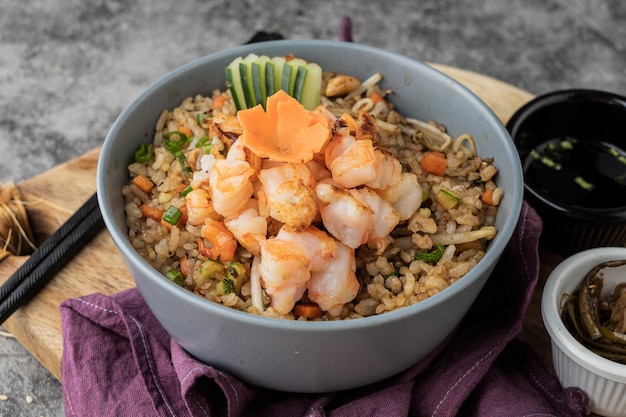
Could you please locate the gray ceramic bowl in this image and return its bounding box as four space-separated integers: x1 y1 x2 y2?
97 40 523 393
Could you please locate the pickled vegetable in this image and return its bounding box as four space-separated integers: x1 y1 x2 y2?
561 259 626 364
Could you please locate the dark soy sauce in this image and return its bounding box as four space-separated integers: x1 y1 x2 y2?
523 137 626 209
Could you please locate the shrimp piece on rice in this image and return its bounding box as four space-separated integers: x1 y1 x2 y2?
198 218 238 262
315 181 374 249
209 154 255 218
258 238 311 315
377 172 422 221
324 113 402 190
223 199 267 256
185 188 219 226
257 162 317 232
258 225 358 316
357 187 400 253
325 134 378 189
277 226 358 317
307 241 359 317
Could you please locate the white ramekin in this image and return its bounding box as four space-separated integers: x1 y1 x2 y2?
542 247 626 416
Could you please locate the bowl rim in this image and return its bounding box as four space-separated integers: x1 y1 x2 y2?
97 39 523 331
541 246 626 383
506 88 626 222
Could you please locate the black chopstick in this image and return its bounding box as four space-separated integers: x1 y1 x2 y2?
0 192 104 324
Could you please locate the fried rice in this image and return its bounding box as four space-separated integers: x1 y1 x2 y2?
122 69 501 321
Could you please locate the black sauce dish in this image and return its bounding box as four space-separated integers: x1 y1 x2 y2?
507 89 626 254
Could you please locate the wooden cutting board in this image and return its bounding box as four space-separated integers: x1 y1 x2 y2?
0 64 545 381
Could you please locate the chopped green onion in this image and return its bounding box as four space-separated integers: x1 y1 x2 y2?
414 243 445 264
174 151 191 174
202 145 212 154
181 185 193 196
166 269 184 286
195 135 210 148
164 131 189 153
134 143 152 164
162 206 183 225
196 113 211 125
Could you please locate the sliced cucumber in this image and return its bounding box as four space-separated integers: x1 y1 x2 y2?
226 55 323 110
225 57 246 111
239 53 259 108
251 55 270 108
266 56 286 96
281 58 306 96
294 62 322 110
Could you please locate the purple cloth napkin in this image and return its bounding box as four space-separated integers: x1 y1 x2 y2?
60 201 590 417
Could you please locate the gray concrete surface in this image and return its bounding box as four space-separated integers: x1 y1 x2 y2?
1 0 625 415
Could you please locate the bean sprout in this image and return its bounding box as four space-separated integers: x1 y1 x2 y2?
346 72 383 99
406 118 453 152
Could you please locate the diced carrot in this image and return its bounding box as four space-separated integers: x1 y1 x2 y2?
161 219 173 231
420 151 448 176
177 204 188 226
369 92 387 106
180 255 189 277
174 183 189 193
238 90 331 163
294 303 323 319
481 189 495 205
212 95 227 110
132 175 155 194
139 204 163 222
178 126 193 138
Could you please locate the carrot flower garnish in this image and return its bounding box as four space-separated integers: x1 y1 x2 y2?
237 90 331 163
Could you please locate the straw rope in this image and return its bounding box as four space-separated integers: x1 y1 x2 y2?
0 182 36 261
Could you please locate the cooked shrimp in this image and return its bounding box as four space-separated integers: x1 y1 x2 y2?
257 162 317 232
211 112 243 142
377 172 422 221
355 110 381 143
226 136 263 177
197 218 238 262
185 188 219 226
223 199 267 256
324 132 402 190
307 241 359 316
357 187 400 253
315 181 373 249
325 135 378 189
262 225 358 315
276 225 337 266
258 238 311 314
209 140 255 218
365 148 403 190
